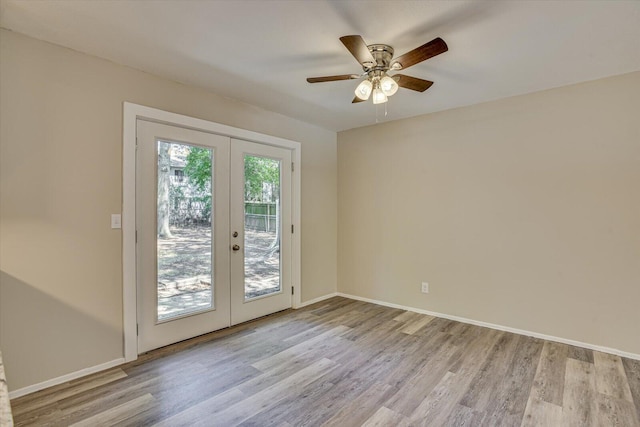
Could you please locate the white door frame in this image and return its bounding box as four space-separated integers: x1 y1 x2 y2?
122 102 302 362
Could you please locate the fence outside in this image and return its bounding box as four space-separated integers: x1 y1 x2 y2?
245 202 277 232
170 198 277 232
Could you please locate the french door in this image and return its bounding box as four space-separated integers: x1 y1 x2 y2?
136 120 292 353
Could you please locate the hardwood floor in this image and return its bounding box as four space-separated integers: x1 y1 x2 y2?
10 297 640 426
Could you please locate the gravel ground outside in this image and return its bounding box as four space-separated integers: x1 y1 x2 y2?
157 226 280 320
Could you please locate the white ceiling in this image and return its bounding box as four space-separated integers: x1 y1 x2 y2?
2 0 639 132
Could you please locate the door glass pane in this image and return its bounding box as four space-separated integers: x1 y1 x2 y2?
244 155 281 300
157 141 213 321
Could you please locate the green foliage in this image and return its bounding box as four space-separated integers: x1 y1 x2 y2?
184 147 212 192
184 148 280 202
181 147 212 221
244 155 280 201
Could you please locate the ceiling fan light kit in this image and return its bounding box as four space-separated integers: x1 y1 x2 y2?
355 79 373 100
372 80 388 105
380 75 399 96
355 73 399 102
307 35 448 105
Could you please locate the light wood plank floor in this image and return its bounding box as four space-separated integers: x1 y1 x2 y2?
10 297 640 426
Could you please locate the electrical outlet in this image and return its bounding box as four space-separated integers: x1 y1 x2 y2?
421 282 429 293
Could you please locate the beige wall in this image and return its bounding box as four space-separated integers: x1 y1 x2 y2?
338 71 640 355
0 30 337 391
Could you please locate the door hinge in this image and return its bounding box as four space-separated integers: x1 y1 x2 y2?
135 230 138 243
291 224 294 234
291 286 294 295
291 162 294 172
136 324 139 336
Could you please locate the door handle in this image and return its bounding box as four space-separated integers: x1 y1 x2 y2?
232 244 240 251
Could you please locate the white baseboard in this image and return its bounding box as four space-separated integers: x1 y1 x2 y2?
296 292 338 308
9 358 125 400
336 292 640 361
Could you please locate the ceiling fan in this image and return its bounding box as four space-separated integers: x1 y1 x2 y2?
307 35 448 104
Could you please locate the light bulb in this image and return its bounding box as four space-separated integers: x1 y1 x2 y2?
372 88 388 104
380 75 398 96
354 79 372 100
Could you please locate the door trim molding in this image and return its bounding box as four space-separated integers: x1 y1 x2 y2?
122 102 302 362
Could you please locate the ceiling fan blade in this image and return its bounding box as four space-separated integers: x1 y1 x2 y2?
391 37 448 70
340 35 376 67
307 74 360 83
352 96 366 103
394 74 434 92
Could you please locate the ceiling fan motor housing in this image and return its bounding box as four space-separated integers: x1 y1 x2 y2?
365 44 394 73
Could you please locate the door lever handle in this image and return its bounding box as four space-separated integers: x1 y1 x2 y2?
232 244 240 251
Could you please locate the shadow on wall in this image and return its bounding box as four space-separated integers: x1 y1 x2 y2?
0 271 122 392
